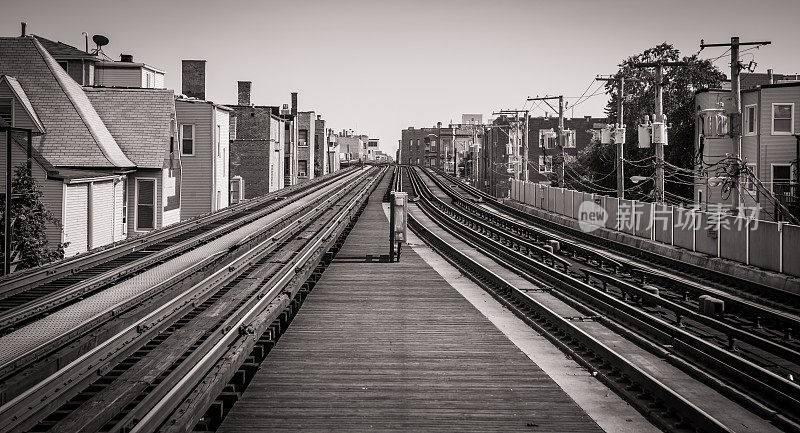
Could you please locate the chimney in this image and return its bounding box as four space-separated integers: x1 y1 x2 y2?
120 54 133 62
767 69 774 84
291 92 298 116
21 22 26 37
237 81 251 105
182 60 206 100
317 115 322 120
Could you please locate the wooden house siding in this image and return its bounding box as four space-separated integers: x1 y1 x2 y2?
64 183 88 256
0 81 38 131
114 179 126 242
214 107 230 211
89 180 115 248
0 134 64 248
176 101 214 220
94 66 141 87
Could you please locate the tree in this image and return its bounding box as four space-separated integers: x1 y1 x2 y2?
1 164 66 274
567 43 726 201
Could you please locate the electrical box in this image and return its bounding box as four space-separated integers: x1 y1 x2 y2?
392 192 408 244
637 125 651 148
613 127 626 145
600 128 611 144
564 130 576 148
651 122 666 144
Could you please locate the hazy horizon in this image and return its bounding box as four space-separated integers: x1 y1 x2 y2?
2 0 799 156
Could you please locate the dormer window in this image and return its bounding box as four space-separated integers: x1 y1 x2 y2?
0 98 12 125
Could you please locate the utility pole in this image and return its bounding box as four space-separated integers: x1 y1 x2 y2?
633 62 686 203
493 109 530 182
596 75 636 199
701 37 771 211
528 96 565 187
436 121 442 170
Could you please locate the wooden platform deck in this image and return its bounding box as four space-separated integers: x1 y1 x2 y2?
217 180 602 432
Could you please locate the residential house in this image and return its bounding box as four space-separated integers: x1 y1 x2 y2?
314 115 328 176
94 54 165 89
336 130 369 165
85 87 180 232
226 81 286 199
695 80 800 221
176 60 231 220
296 111 316 181
0 36 135 257
327 128 340 173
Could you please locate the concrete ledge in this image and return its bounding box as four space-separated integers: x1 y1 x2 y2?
501 199 800 294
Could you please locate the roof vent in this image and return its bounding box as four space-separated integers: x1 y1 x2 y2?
120 54 133 62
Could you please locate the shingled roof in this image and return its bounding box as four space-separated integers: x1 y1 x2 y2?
0 36 134 169
86 87 175 169
32 35 97 60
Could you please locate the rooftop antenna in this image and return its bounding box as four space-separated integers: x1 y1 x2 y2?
91 34 109 56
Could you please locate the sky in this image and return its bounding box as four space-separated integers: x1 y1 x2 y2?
3 0 799 156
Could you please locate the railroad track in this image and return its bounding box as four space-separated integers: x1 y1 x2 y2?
432 168 800 315
405 165 800 432
418 168 800 373
0 167 357 334
0 167 385 433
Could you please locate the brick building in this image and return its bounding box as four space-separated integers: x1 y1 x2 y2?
226 81 286 199
314 115 328 176
296 111 316 180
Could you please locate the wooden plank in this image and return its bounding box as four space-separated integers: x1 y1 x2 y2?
218 182 601 432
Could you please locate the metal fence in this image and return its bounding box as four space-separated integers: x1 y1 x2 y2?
510 180 800 277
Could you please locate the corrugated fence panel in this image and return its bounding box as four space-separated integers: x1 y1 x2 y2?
634 202 653 239
694 212 718 256
604 197 618 230
618 199 635 233
564 189 574 218
719 215 747 263
554 188 564 215
572 192 583 218
749 221 781 272
548 187 556 212
525 182 535 205
653 203 673 244
673 207 695 250
783 224 800 277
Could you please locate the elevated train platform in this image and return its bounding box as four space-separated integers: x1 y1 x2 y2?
217 174 613 432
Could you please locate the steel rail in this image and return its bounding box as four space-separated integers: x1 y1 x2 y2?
0 168 379 432
127 168 385 433
0 167 358 300
433 168 800 307
405 207 734 433
407 167 800 431
423 168 800 343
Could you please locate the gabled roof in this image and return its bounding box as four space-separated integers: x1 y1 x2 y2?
0 75 46 133
86 87 175 169
0 36 134 169
32 35 97 60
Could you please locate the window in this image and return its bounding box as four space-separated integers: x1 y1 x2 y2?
538 155 553 173
0 99 12 125
217 125 221 156
298 129 308 147
181 124 194 155
298 160 308 177
135 179 156 231
744 163 757 192
772 103 794 134
745 105 757 135
772 164 792 195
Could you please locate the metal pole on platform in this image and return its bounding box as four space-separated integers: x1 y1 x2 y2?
389 191 395 262
4 128 11 275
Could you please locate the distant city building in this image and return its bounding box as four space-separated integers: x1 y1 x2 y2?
296 111 316 180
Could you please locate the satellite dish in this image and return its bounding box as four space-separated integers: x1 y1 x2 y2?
92 34 109 47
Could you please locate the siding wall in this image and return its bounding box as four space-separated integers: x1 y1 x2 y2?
94 66 142 87
64 183 88 256
214 108 230 211
176 101 213 220
759 86 800 217
0 81 39 130
0 134 64 248
89 180 115 248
